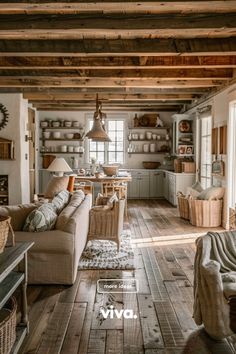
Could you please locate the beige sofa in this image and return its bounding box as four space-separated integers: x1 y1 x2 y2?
0 194 92 285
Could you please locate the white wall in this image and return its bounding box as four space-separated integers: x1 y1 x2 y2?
0 94 30 204
38 110 175 170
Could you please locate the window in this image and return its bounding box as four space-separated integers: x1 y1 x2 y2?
228 101 236 208
200 116 212 189
88 119 125 164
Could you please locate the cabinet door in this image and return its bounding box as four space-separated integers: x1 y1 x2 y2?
128 176 140 198
139 175 150 198
168 175 177 206
150 171 164 198
163 173 169 200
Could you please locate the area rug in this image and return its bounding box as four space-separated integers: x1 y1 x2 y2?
78 232 134 270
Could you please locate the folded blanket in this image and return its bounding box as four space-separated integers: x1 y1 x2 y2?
193 231 236 339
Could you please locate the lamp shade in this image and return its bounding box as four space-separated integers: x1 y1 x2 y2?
86 118 111 142
47 158 72 176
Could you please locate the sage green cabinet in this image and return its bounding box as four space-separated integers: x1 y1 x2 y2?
149 171 164 198
127 170 150 198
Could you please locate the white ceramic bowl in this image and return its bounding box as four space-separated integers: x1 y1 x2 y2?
40 121 48 128
65 133 74 139
68 146 74 152
72 121 80 127
52 121 60 128
53 132 61 139
43 131 51 139
64 121 72 127
61 145 67 152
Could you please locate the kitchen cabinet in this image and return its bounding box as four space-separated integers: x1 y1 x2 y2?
163 172 169 200
127 170 150 199
165 171 195 206
149 171 164 198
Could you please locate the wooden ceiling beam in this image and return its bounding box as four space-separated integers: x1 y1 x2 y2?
0 68 233 80
0 14 235 34
33 105 181 112
0 68 232 79
30 100 186 106
1 2 236 15
0 38 236 56
1 56 236 69
0 87 210 94
0 77 224 88
23 93 198 101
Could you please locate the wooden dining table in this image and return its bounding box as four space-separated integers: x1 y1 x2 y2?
74 175 132 183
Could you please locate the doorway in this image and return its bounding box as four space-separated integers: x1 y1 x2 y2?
28 108 36 201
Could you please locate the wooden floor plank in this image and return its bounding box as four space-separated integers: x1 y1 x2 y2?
87 330 106 354
106 330 123 354
36 302 73 354
123 292 144 354
137 294 164 349
61 302 87 354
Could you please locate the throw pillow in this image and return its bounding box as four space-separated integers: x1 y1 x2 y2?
107 193 119 208
187 187 200 199
95 193 109 206
55 190 85 231
23 203 57 232
191 181 203 192
52 190 70 214
197 187 225 200
44 176 69 199
0 204 38 231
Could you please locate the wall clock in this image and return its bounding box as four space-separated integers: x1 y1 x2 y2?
0 103 9 130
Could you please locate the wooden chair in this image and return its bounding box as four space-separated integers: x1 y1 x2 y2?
101 181 128 218
74 179 94 196
87 197 125 251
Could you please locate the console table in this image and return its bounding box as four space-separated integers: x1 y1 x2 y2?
0 242 34 354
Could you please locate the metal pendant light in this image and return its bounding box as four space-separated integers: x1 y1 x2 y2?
85 94 111 142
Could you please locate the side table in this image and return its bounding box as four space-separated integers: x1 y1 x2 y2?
0 242 34 354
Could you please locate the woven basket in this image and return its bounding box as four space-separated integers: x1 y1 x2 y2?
178 196 190 220
0 297 17 354
0 216 15 254
189 199 223 227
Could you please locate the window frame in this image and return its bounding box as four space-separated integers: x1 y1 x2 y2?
86 115 126 165
200 115 212 189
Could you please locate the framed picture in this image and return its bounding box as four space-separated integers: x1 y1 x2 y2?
186 146 193 155
178 145 186 155
212 160 224 176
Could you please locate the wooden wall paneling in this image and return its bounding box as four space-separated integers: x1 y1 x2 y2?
220 125 227 155
211 127 218 155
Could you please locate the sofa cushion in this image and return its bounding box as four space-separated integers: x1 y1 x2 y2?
56 190 85 231
23 203 57 232
0 204 37 231
52 190 70 214
44 176 69 199
197 187 225 200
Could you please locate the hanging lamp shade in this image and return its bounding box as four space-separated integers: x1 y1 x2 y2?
85 94 111 142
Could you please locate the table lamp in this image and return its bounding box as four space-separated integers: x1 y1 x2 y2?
47 157 72 177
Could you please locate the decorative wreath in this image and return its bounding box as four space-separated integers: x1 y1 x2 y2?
0 103 9 130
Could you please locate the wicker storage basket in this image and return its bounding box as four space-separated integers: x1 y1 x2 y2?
0 216 15 254
178 196 190 220
0 297 17 354
189 199 223 227
182 162 196 173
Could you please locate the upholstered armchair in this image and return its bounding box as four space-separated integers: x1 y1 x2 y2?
193 231 236 340
87 197 125 250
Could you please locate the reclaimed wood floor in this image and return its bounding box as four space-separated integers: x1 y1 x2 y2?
19 199 236 354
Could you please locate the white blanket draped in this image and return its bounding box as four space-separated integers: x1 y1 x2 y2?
193 231 236 339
